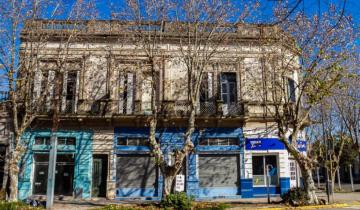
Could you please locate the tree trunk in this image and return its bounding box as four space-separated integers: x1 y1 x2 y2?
300 165 319 204
163 172 176 198
8 160 19 201
1 146 10 198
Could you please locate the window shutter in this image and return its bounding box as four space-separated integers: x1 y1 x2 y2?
46 70 55 111
208 72 213 100
118 73 125 114
33 70 42 99
74 71 80 113
61 71 68 112
126 73 134 114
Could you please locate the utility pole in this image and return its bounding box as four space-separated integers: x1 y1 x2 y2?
266 164 272 204
46 71 62 209
46 134 57 209
316 167 320 188
349 164 354 192
321 103 330 204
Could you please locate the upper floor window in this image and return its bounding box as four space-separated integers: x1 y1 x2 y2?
119 72 136 114
199 138 238 146
200 72 214 102
220 73 237 104
287 78 296 102
66 71 77 101
62 71 79 113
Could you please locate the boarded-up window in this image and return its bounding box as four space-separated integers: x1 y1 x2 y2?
198 154 239 188
116 155 157 188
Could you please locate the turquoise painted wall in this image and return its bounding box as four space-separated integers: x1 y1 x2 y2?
18 130 93 200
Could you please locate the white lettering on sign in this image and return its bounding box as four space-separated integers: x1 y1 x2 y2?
175 174 185 192
250 140 261 148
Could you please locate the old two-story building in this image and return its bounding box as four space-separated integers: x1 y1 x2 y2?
17 20 304 201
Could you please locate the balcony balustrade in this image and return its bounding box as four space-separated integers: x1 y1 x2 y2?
35 98 247 118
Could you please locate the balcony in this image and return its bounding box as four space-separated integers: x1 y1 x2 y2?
36 99 247 119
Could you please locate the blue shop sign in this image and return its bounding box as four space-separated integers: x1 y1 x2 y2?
245 138 307 151
297 140 307 152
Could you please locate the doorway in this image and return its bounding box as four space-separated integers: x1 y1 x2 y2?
32 154 74 196
92 154 108 197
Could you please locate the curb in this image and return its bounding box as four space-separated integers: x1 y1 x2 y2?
259 203 349 210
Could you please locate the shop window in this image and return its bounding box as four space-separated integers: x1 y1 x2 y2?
34 137 51 145
117 137 150 146
199 138 238 146
252 155 279 186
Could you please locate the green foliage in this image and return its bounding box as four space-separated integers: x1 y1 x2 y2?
0 201 41 210
281 188 308 206
339 137 358 166
195 203 230 210
160 192 194 210
97 205 134 210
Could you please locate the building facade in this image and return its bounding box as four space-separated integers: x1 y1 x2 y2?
17 20 304 200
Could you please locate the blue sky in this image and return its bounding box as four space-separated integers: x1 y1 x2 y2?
92 0 359 23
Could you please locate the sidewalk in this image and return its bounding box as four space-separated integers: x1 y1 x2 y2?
50 192 360 210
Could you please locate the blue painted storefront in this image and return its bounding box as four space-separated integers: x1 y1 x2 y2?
18 128 295 200
245 138 294 197
18 130 93 200
114 127 292 200
114 127 245 200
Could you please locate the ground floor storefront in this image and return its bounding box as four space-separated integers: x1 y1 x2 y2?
18 127 302 201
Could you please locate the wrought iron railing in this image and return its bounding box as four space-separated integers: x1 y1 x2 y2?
34 98 247 118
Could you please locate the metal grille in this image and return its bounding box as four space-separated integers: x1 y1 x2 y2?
64 100 74 113
116 155 157 188
198 154 239 187
174 101 190 116
199 102 216 116
223 103 244 116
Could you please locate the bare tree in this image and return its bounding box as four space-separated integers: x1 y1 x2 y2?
113 0 254 197
249 1 357 204
0 0 97 200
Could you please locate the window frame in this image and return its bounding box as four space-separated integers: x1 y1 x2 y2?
252 154 279 187
220 72 237 104
198 138 239 146
287 78 296 103
117 137 156 146
34 136 76 146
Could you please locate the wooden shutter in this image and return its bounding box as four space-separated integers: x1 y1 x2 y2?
46 70 55 111
118 73 125 114
61 71 68 112
126 73 134 114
